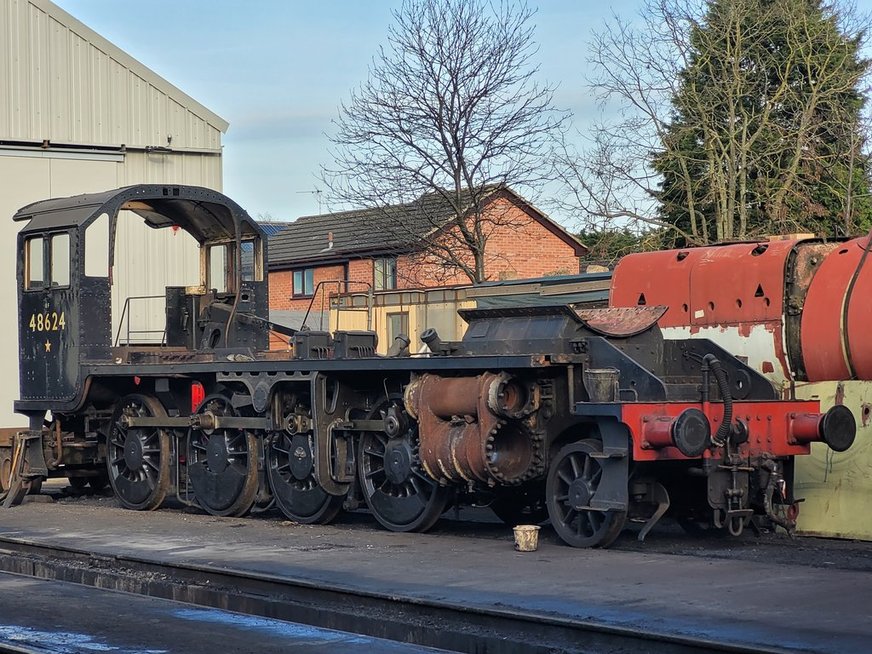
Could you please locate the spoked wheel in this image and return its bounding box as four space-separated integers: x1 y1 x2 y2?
358 401 449 532
268 431 344 524
187 394 260 517
546 439 627 548
490 480 549 526
107 394 171 511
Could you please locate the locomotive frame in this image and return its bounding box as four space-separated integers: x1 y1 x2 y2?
2 185 855 548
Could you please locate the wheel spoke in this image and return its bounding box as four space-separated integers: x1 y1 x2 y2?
569 453 581 478
365 466 385 479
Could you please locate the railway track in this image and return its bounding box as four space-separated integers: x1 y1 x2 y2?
0 535 792 654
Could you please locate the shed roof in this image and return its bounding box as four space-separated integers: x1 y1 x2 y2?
1 1 227 149
35 0 228 133
269 187 586 268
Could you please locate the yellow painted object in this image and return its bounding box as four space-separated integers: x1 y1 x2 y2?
793 380 872 539
330 290 475 354
513 525 541 552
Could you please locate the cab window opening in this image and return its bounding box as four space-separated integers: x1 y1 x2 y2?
84 213 110 278
25 236 45 290
50 233 70 287
208 244 230 293
240 238 264 282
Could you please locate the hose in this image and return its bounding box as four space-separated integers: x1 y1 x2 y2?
703 354 732 446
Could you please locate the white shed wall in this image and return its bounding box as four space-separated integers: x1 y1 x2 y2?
0 0 230 427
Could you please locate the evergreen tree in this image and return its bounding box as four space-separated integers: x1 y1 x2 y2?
653 0 871 243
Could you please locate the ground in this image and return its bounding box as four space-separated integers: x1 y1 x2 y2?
32 479 872 573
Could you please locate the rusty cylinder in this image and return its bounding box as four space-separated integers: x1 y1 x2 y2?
404 372 536 485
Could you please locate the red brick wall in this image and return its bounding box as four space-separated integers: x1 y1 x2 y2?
479 197 581 279
270 264 348 313
397 196 580 287
348 259 374 290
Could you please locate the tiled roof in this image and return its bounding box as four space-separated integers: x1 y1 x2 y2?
268 187 585 268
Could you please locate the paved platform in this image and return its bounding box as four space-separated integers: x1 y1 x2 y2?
1 493 870 654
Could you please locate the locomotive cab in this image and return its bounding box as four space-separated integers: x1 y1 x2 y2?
14 185 270 412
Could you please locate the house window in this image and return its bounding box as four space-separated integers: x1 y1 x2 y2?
374 257 397 291
293 268 315 297
387 311 409 342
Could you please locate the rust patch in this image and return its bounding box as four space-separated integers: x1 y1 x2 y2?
835 382 845 406
0 428 19 448
762 361 775 374
574 306 667 337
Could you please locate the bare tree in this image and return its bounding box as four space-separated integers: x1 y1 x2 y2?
322 0 568 284
558 0 872 247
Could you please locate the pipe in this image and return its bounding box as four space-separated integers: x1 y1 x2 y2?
704 354 732 446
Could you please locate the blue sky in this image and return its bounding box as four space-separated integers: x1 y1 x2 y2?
50 0 646 223
50 1 872 225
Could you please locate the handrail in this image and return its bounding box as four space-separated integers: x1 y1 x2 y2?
301 280 373 331
113 295 166 346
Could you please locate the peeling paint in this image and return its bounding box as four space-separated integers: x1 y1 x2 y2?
661 324 789 387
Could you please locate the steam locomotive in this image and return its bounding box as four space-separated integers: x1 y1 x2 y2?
1 185 854 548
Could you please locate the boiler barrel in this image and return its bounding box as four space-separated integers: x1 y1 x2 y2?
800 236 872 381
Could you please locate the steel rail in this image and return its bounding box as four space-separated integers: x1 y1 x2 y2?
0 535 791 654
0 643 44 654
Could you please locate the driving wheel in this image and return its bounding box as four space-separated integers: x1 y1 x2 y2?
187 394 260 517
358 400 448 532
268 431 344 524
107 394 171 511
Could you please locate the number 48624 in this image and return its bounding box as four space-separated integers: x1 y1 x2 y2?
29 311 65 332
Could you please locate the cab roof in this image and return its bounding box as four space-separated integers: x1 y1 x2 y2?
13 184 264 244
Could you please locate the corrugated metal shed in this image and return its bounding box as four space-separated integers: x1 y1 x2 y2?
0 0 229 426
0 0 227 150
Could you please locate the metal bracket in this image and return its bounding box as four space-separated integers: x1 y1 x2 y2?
590 418 630 511
2 430 47 508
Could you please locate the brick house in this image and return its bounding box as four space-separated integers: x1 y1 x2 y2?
267 187 587 335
